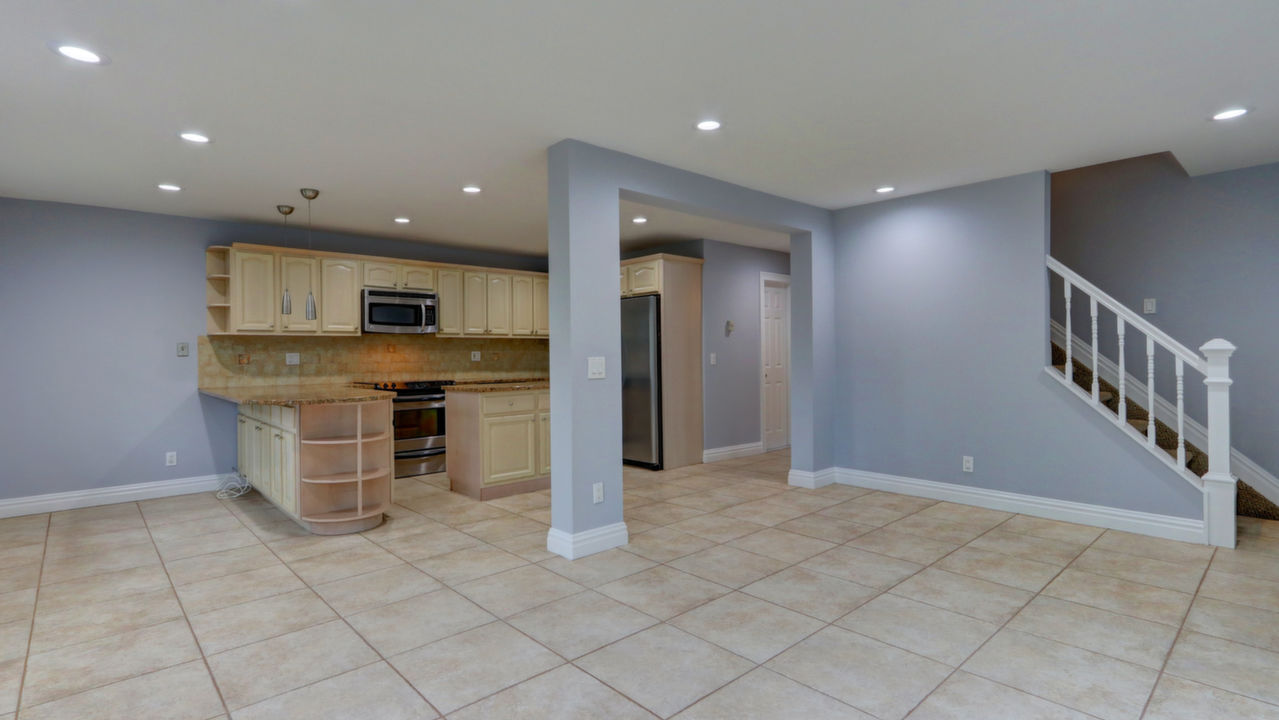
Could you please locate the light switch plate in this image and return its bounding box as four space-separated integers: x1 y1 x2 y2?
176 342 190 357
1143 298 1157 314
587 356 606 379
285 352 300 366
593 482 604 504
471 351 482 362
962 456 974 473
709 352 717 366
165 451 178 467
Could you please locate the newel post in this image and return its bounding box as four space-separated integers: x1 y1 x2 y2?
1200 338 1237 548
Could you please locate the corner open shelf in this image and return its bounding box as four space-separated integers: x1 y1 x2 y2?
297 400 392 534
206 246 232 334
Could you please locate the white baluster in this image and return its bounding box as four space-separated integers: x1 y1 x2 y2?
1116 318 1126 423
1063 281 1072 382
1146 337 1156 447
1090 297 1100 402
1175 358 1185 468
1200 339 1236 548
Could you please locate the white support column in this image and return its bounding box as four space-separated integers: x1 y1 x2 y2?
1200 339 1237 548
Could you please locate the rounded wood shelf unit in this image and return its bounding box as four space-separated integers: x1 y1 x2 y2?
301 430 390 446
302 503 387 523
301 467 391 485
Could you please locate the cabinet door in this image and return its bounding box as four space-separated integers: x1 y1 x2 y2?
321 259 361 333
486 273 511 335
254 422 271 499
537 411 551 476
279 256 320 333
481 413 537 484
401 265 435 291
363 262 398 289
627 261 661 295
232 250 276 332
279 430 297 515
463 272 488 335
237 415 250 481
533 277 549 336
510 275 534 336
436 268 463 335
619 267 629 296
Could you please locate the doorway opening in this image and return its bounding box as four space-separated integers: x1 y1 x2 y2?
760 273 791 451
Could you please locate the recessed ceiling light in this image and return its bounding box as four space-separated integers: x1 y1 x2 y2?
157 183 181 192
394 217 410 224
696 120 721 131
55 45 102 64
1212 107 1248 121
462 185 482 194
876 186 895 194
180 132 210 144
632 216 648 224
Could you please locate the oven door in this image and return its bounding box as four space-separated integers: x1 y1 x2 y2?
393 398 446 476
363 289 438 334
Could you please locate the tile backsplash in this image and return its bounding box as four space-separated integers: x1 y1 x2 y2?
199 334 548 387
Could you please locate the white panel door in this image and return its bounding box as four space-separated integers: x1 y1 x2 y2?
762 280 790 450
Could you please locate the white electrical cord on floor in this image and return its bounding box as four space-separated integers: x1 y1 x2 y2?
217 471 252 499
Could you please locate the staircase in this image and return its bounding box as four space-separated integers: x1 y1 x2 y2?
1046 257 1241 547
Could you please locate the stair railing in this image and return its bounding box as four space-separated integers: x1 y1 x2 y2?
1047 256 1237 547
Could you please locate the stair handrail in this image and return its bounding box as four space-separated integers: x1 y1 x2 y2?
1047 256 1204 373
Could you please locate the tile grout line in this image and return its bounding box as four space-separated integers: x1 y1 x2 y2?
1137 545 1215 719
11 512 51 718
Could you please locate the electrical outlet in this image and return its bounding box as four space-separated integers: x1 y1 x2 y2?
587 356 606 379
962 456 974 473
471 351 482 362
176 342 190 357
709 352 717 366
1143 298 1157 314
285 352 300 366
237 353 250 365
593 482 604 504
165 451 178 467
386 344 396 353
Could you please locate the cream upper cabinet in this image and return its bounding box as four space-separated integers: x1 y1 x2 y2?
320 258 361 333
486 273 512 335
626 261 662 295
401 265 435 291
232 250 276 332
533 277 549 336
481 413 538 484
511 275 535 336
620 268 628 296
436 268 463 335
362 262 398 289
463 271 488 335
279 255 320 333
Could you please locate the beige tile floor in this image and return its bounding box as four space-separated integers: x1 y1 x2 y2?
2 450 1279 718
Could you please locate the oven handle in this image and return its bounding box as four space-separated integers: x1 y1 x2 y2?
394 400 446 411
396 448 447 459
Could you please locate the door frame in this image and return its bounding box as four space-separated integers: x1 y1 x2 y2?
759 272 791 451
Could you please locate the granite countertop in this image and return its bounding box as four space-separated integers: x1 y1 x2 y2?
447 378 550 393
198 384 395 406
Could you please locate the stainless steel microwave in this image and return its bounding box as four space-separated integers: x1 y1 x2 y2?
362 288 438 334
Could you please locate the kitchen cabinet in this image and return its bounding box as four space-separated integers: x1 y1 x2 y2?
231 250 277 332
364 261 435 291
320 259 361 333
436 268 463 335
486 273 512 335
446 388 551 500
533 277 549 336
401 265 435 290
279 256 320 333
620 260 662 297
463 271 488 335
363 262 399 289
511 275 534 336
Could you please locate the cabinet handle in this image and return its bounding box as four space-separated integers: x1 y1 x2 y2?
255 425 262 430
274 433 282 439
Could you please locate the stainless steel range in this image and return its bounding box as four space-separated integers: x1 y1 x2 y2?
356 380 453 477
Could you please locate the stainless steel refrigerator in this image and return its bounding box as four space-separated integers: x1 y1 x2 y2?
621 294 662 468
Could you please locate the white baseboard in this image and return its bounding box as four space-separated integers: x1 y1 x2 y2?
0 473 234 519
546 521 629 560
788 468 837 489
837 468 1206 545
703 442 764 464
1050 320 1279 507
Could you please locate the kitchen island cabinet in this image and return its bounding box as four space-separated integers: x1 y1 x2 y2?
445 382 550 500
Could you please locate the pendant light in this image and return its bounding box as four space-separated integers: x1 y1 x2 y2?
276 204 295 315
300 188 319 321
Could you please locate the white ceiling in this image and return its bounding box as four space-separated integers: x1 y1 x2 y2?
3 1 1277 255
619 199 790 254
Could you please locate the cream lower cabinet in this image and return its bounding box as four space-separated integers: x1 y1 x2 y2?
447 389 550 500
237 412 296 515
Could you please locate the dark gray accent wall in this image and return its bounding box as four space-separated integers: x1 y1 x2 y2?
833 172 1201 518
700 240 790 450
0 196 543 501
1051 155 1279 480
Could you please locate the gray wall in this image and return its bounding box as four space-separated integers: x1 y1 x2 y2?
700 240 790 450
833 172 1202 517
0 196 543 501
1051 154 1279 480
